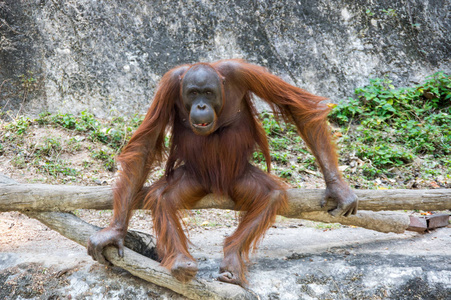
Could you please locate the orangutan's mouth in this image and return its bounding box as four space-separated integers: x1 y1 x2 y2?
192 122 211 128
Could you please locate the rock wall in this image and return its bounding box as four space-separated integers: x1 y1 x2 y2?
0 0 450 117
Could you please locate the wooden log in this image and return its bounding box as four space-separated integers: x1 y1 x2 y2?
1 183 450 213
0 183 113 211
2 182 450 233
297 211 411 233
25 211 257 300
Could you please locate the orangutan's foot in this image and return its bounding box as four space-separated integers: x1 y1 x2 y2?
171 254 198 283
218 253 246 286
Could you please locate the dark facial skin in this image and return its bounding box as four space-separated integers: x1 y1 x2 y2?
181 65 223 136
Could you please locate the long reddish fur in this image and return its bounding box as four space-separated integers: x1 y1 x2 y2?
111 59 337 283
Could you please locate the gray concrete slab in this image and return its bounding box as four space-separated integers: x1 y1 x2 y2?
1 213 450 299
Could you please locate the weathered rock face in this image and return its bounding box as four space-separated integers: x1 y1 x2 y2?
0 0 450 117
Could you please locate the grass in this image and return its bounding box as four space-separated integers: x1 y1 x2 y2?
36 111 144 150
0 71 450 190
329 71 451 188
0 110 147 180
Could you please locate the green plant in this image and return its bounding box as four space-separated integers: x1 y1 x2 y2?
91 148 116 171
253 151 265 163
44 111 145 151
36 111 52 125
357 144 414 167
382 8 397 17
330 71 451 178
0 111 148 183
11 155 26 169
51 113 77 129
5 116 30 135
271 151 289 164
278 169 292 178
35 138 62 157
36 160 79 177
365 9 375 16
270 137 288 151
67 137 83 151
314 222 342 230
261 111 282 135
